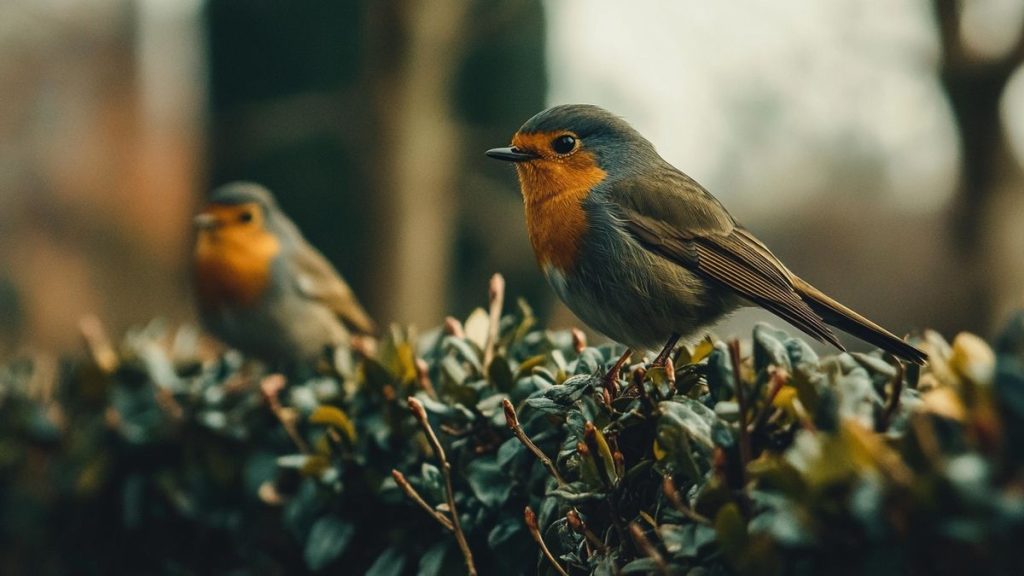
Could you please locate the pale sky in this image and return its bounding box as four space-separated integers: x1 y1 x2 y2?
542 0 962 216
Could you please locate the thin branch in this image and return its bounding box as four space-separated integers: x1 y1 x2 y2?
729 339 752 472
391 469 454 531
603 348 632 401
911 413 943 466
483 273 505 371
408 397 477 576
261 375 309 453
444 316 466 338
752 367 789 433
605 496 630 554
629 523 670 576
155 388 185 422
662 475 710 524
415 358 439 400
571 328 588 353
630 365 656 412
79 314 118 374
525 506 569 576
502 399 567 486
663 356 677 396
566 508 607 553
792 397 818 433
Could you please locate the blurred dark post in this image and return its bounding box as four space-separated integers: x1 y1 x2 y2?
361 0 471 327
935 0 1024 331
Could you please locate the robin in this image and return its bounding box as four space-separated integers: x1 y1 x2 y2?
192 182 375 366
486 104 926 370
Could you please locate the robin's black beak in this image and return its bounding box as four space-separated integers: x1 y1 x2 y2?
486 146 538 162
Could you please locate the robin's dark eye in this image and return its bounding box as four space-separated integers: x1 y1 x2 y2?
551 134 577 155
238 211 254 223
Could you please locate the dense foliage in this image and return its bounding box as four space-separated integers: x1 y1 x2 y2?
2 281 1023 575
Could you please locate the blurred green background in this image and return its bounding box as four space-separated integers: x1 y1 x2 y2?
1 0 1023 356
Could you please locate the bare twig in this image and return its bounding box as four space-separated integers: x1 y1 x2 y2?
603 349 632 400
752 367 789 433
444 316 466 338
911 413 943 466
261 375 309 453
566 509 606 553
728 340 752 472
79 314 118 374
525 506 569 576
630 365 656 411
605 497 630 553
408 397 477 575
415 358 439 400
662 475 710 524
613 450 625 479
483 273 505 371
502 399 567 486
155 388 185 422
629 522 669 576
664 356 676 393
391 470 454 531
571 328 588 353
792 397 818 433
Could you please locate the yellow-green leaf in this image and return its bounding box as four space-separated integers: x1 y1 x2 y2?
310 406 357 442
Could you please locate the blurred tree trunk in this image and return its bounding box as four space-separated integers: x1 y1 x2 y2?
361 0 471 328
935 0 1024 333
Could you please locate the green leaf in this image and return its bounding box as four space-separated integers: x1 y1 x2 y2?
753 323 792 373
303 515 354 571
488 355 514 392
524 396 562 414
284 480 322 541
658 398 720 451
542 374 594 405
785 336 820 374
713 503 748 561
420 462 445 503
487 516 523 549
574 347 605 375
466 457 512 508
365 547 405 576
660 522 717 558
445 336 483 375
309 405 356 442
707 343 734 400
417 542 452 576
620 558 659 574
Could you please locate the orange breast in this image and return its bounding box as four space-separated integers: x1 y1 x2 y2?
194 228 280 310
513 133 607 271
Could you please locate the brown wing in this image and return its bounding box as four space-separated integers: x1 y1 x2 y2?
290 244 377 335
611 168 844 349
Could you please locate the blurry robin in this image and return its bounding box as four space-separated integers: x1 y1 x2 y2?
487 104 926 372
192 182 375 367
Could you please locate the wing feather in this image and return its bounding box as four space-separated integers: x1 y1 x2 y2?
289 245 377 335
610 169 842 349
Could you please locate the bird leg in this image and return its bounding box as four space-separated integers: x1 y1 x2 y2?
650 333 681 368
601 348 632 399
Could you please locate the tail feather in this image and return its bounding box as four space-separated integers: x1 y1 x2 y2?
792 277 927 365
